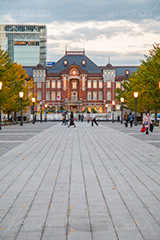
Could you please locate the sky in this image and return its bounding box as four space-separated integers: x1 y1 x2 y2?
0 0 160 66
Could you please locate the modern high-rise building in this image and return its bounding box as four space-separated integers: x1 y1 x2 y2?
0 24 47 66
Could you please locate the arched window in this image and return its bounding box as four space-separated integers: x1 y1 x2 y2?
99 106 103 113
88 106 92 113
93 106 97 112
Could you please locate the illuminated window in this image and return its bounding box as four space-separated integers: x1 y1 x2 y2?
87 91 91 100
82 59 86 66
64 59 68 66
116 82 121 88
57 80 61 88
93 106 97 112
52 92 55 100
125 69 130 75
63 80 66 90
88 80 91 88
99 80 103 88
88 106 92 113
93 91 97 100
99 91 103 100
107 91 111 100
107 82 111 88
46 80 50 88
52 80 55 88
93 80 97 88
99 106 103 113
72 82 77 89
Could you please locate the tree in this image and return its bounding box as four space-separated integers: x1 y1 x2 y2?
0 49 34 120
115 43 160 117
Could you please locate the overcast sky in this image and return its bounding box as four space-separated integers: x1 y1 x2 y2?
0 0 160 65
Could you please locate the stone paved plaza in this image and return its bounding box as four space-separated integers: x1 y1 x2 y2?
0 122 160 240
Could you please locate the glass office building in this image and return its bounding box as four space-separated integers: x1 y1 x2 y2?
0 25 47 66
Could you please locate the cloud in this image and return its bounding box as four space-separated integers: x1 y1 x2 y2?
0 0 159 23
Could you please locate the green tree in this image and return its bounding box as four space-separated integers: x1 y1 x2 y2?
115 43 160 117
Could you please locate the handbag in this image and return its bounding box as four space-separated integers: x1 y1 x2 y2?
141 125 146 132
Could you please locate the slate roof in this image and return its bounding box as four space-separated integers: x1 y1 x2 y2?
115 66 139 76
23 66 34 77
47 53 102 74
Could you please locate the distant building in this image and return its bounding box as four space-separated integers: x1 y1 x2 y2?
0 24 47 66
24 50 138 115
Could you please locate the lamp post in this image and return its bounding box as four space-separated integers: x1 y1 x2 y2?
32 97 36 124
105 104 108 121
19 92 24 126
134 92 139 126
0 82 2 130
112 100 115 123
45 104 48 122
120 97 124 124
40 100 42 123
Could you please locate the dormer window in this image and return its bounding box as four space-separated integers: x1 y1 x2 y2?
125 69 130 75
64 59 68 66
82 59 86 66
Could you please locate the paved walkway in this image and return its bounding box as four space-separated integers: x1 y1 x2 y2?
0 122 160 240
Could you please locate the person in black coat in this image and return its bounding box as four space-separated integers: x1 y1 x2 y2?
91 116 98 126
68 112 76 127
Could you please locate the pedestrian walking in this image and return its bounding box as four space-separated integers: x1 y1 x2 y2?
68 111 76 128
78 114 81 122
81 114 84 122
143 112 152 134
87 114 90 123
91 116 98 126
128 112 134 127
66 113 69 125
124 112 129 127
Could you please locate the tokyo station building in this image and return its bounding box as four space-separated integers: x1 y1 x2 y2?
24 50 138 115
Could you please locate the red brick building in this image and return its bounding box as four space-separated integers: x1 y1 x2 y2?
24 50 138 116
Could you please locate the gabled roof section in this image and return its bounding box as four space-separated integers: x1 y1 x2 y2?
47 51 102 74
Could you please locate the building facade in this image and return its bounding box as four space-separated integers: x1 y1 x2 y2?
24 50 138 116
0 24 47 66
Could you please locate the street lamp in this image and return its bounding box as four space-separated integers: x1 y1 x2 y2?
32 97 36 124
112 100 115 123
45 104 48 122
19 92 24 126
40 100 42 123
105 104 108 121
0 82 2 130
120 97 124 124
134 92 139 126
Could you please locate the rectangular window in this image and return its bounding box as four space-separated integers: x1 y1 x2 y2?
87 91 91 100
57 80 61 88
99 80 103 88
52 91 55 100
88 80 91 88
46 91 50 100
93 91 97 100
57 91 61 100
72 82 77 89
37 91 41 100
93 80 97 88
107 81 111 88
46 80 50 88
99 91 103 100
63 80 66 90
107 91 111 100
37 82 41 88
116 82 121 88
52 80 55 88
